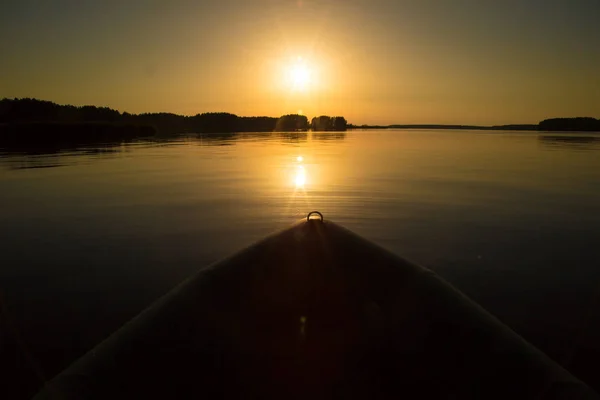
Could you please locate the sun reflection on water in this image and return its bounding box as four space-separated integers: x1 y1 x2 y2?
283 155 313 219
295 165 306 188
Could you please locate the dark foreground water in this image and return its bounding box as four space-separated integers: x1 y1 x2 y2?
1 130 600 398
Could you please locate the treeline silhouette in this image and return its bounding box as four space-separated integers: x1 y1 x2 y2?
3 99 597 147
349 119 600 132
538 118 600 132
0 99 348 147
311 116 348 131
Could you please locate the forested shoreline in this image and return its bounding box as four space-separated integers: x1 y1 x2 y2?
1 98 598 149
0 98 347 140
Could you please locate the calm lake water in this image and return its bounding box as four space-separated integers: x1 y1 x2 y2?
2 129 600 397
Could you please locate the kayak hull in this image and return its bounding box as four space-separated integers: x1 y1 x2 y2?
35 219 596 399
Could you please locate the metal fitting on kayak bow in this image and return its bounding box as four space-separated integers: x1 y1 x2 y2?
307 211 324 222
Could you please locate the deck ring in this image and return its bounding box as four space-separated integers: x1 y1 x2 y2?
307 211 324 222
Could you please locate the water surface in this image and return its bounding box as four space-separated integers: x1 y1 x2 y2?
2 130 600 397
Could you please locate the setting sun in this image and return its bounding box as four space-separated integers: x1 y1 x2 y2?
287 58 312 91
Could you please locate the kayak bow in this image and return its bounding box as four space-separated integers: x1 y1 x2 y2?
35 213 597 399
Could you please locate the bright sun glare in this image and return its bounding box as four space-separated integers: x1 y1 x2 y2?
295 166 306 187
294 156 306 188
287 57 312 91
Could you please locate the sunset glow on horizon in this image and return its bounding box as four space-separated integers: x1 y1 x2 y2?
1 0 599 125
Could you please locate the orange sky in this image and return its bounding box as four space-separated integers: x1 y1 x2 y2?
1 0 599 125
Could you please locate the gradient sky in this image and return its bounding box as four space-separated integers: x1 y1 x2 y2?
1 0 599 125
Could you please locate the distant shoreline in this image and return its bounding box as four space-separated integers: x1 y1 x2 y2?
348 124 540 131
0 98 347 139
1 99 600 149
349 118 600 132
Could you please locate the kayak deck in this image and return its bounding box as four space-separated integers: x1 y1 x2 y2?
35 218 596 399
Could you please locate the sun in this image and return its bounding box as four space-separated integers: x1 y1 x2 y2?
291 64 310 88
287 57 312 91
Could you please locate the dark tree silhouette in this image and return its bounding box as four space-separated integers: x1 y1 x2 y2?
191 113 238 133
136 113 190 135
238 116 279 132
332 116 347 131
1 98 351 147
311 115 347 131
311 116 331 131
275 114 309 131
539 118 600 132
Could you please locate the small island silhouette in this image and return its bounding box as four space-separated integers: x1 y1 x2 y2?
1 98 598 149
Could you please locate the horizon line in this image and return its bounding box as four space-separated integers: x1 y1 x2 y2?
3 97 598 128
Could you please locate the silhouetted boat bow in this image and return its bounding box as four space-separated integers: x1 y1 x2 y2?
35 213 597 399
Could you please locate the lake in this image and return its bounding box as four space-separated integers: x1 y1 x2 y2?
1 129 600 398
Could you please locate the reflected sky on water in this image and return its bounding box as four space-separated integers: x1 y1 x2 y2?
2 129 600 396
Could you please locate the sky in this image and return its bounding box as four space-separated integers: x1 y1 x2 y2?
1 0 599 125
